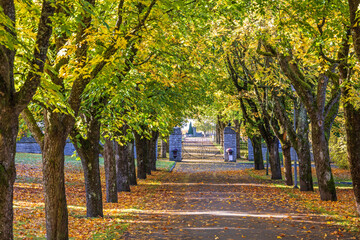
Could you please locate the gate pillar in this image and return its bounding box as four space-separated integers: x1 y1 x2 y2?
169 127 182 161
224 126 237 162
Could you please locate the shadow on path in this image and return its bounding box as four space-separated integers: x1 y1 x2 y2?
122 162 358 239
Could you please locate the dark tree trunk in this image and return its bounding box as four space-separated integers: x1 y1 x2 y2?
103 139 117 203
42 112 69 240
161 139 167 158
70 117 103 217
115 141 130 192
267 137 282 180
272 96 313 190
149 131 159 171
296 105 314 191
128 140 137 185
134 132 147 179
166 137 169 153
310 115 336 201
344 102 360 215
215 123 220 144
282 143 293 186
345 0 360 215
0 0 55 237
234 119 241 158
0 113 17 239
251 136 264 170
145 139 152 175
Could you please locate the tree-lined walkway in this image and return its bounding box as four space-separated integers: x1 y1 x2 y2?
122 163 357 239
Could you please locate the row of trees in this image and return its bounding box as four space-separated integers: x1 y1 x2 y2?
205 0 360 216
0 0 214 239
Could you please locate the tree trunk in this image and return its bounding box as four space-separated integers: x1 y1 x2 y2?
70 118 103 217
103 139 117 203
215 123 220 144
234 119 241 159
297 140 314 191
272 96 313 190
128 140 137 185
344 101 360 215
149 132 159 171
251 136 264 170
282 143 293 186
161 139 167 158
115 141 130 192
42 112 69 240
166 137 169 153
295 103 314 191
0 113 18 239
134 132 147 179
145 139 152 175
344 0 360 215
267 137 282 180
310 115 337 201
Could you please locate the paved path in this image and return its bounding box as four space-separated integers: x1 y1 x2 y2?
122 139 358 240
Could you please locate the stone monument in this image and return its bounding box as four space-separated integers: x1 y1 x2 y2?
169 127 182 161
224 126 237 162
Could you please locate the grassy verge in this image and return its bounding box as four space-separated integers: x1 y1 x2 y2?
15 153 175 171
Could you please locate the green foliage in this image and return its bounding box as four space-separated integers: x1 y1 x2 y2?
329 135 349 169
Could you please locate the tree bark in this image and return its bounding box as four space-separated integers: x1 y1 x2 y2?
343 102 360 215
70 117 103 217
251 136 264 170
128 140 137 185
215 122 220 144
296 104 314 191
345 0 360 215
161 139 167 158
0 0 55 237
310 114 337 201
0 113 17 239
149 131 159 171
267 137 282 180
42 111 69 240
234 119 241 159
115 141 130 192
134 132 147 179
282 143 293 186
272 95 313 190
103 139 117 203
145 139 152 175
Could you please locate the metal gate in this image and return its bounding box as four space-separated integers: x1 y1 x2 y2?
182 137 222 159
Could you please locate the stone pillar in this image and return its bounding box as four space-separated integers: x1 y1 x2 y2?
248 139 254 161
169 127 182 161
224 127 237 162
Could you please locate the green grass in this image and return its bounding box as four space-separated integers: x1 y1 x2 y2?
16 153 175 171
15 152 88 167
91 223 129 239
156 160 175 171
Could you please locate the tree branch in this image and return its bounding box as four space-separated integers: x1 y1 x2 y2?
15 0 56 114
21 107 44 150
